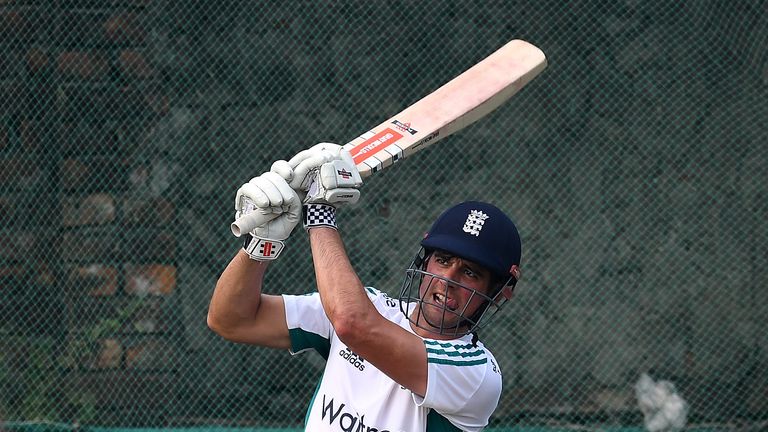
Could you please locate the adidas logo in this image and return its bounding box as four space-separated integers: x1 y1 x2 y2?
339 347 366 371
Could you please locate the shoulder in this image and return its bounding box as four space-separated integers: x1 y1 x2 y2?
424 339 496 369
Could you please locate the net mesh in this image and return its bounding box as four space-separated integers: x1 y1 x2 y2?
1 0 767 430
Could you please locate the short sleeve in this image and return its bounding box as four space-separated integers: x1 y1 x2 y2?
283 292 333 359
412 339 503 431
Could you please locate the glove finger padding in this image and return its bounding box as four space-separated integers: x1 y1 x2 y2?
234 171 302 260
249 172 289 208
288 143 344 190
236 172 291 215
270 159 294 182
251 208 300 241
242 205 300 260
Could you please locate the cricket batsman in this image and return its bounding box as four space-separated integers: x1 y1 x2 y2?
208 143 522 431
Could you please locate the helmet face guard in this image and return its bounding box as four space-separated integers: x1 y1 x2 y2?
398 249 514 337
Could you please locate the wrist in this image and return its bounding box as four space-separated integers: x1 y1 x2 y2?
242 234 286 261
303 203 337 230
237 249 272 268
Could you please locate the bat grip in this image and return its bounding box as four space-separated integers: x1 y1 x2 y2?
230 211 279 237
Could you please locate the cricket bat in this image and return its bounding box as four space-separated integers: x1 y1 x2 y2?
231 39 547 236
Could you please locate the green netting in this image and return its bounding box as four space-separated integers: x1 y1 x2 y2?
1 0 766 431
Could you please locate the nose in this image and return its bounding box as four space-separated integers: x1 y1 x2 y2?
435 262 462 287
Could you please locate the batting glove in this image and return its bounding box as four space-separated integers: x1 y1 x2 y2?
272 160 343 231
282 142 363 207
234 171 301 260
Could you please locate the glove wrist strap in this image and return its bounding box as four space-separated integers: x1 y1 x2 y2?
303 203 337 230
242 234 285 260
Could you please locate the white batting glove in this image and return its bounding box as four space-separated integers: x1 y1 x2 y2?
234 172 301 260
284 143 363 206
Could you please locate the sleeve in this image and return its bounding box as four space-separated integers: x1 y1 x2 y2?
411 340 503 432
282 292 333 359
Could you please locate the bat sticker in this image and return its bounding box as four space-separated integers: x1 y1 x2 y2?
349 128 404 164
391 120 418 135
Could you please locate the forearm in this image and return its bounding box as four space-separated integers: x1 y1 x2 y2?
208 250 270 332
308 227 373 337
308 226 428 395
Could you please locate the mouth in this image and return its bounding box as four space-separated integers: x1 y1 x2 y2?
433 292 458 311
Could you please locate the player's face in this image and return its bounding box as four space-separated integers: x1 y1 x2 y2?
415 251 494 333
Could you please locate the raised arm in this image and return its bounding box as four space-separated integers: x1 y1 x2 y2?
207 251 290 349
307 226 429 396
280 142 431 395
207 171 302 349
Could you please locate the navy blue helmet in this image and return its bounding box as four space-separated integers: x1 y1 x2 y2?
421 201 521 282
399 201 522 337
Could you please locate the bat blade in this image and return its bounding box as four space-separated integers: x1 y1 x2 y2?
344 39 547 178
231 39 546 236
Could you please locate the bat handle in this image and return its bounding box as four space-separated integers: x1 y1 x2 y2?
230 211 279 237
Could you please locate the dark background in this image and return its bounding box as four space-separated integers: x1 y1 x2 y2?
0 0 766 429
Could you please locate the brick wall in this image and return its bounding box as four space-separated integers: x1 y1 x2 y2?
0 3 179 426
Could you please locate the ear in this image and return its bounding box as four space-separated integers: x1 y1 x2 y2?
510 265 521 282
500 265 521 300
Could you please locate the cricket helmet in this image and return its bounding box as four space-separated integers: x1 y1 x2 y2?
399 201 522 337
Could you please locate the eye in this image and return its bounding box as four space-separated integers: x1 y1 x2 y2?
463 267 478 279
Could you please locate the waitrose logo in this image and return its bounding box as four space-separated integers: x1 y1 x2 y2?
319 394 394 432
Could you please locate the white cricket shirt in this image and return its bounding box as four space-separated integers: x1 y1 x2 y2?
282 287 503 432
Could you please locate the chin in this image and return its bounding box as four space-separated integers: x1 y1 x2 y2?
422 313 461 332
